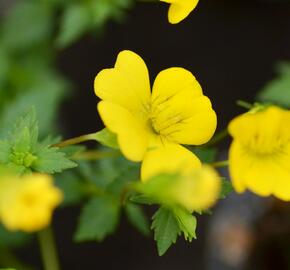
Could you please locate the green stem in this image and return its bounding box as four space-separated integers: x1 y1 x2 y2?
206 128 228 147
72 149 120 160
52 133 97 148
236 100 253 110
38 226 60 270
210 160 229 168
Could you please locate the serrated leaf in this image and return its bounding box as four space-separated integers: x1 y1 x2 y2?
75 196 120 242
173 207 197 241
8 108 38 150
220 179 233 199
93 128 118 149
56 3 92 48
32 146 76 173
125 203 150 236
151 207 180 256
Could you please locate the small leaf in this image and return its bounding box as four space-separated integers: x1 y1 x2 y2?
32 146 77 173
173 207 197 241
257 62 290 107
151 207 180 256
125 203 150 236
93 128 119 149
75 196 120 242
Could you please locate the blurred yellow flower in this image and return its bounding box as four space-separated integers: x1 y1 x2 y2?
228 106 290 201
94 50 217 180
140 165 221 211
0 174 63 232
160 0 199 24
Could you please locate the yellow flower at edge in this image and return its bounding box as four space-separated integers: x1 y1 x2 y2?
139 165 220 212
0 174 63 232
228 106 290 201
160 0 199 24
94 50 217 180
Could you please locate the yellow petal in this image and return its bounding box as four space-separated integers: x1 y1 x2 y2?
151 67 217 145
229 106 290 150
141 142 201 180
161 0 199 24
229 141 290 201
98 101 149 162
94 50 151 116
179 165 221 211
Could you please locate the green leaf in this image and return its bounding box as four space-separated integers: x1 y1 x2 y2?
32 146 77 173
55 170 84 206
2 2 53 51
151 207 181 256
93 128 119 149
125 203 150 236
220 179 233 199
56 3 92 48
75 196 120 242
257 62 290 107
0 74 68 138
8 108 38 150
173 207 197 241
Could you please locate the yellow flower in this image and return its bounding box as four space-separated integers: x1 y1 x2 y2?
160 0 199 24
140 165 221 212
228 106 290 201
0 174 63 232
94 50 217 180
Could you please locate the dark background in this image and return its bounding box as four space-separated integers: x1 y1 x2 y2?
50 0 290 269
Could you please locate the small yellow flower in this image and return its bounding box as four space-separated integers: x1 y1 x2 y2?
140 165 221 212
228 106 290 201
167 165 221 211
0 174 62 232
94 50 217 180
160 0 199 24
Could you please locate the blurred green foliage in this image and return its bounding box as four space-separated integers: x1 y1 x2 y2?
257 62 290 108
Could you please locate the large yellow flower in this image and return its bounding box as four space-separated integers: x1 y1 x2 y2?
0 174 62 232
228 106 290 201
94 50 217 180
160 0 199 24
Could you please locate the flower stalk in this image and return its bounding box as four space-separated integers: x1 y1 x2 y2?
38 226 61 270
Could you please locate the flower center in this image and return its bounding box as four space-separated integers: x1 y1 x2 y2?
243 134 288 156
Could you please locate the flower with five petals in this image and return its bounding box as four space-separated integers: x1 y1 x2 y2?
94 50 217 180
